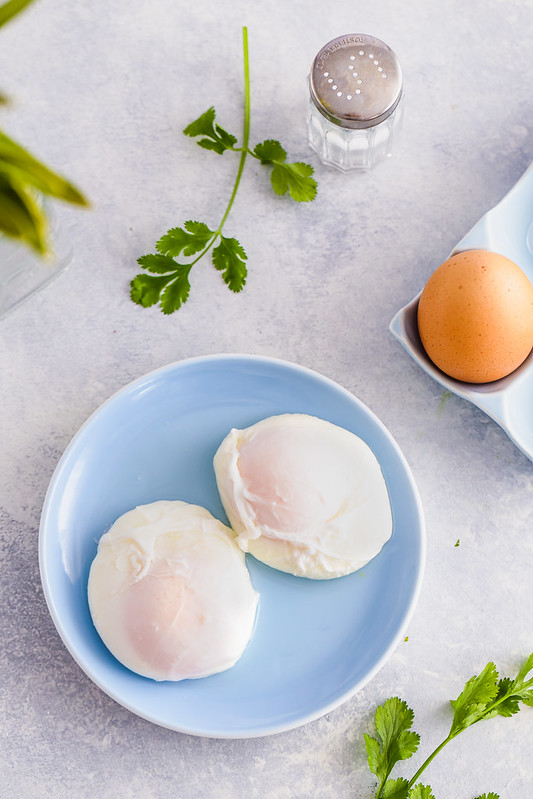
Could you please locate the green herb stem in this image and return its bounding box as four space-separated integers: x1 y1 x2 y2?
406 708 494 788
406 734 454 790
219 26 250 230
406 682 527 791
180 27 250 271
132 25 316 312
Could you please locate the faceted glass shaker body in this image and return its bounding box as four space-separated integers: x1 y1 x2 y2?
307 94 403 171
307 34 403 172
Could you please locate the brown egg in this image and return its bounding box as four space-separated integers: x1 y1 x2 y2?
417 249 533 383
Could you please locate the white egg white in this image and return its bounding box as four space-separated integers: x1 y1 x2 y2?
88 500 258 681
214 413 393 579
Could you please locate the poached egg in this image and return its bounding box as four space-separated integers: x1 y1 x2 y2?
214 413 393 579
88 500 258 681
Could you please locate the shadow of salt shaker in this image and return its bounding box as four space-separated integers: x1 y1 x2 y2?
307 34 404 171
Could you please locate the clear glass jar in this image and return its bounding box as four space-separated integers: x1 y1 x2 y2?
307 34 404 172
0 205 72 320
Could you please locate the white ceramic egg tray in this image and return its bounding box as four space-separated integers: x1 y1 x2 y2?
390 161 533 462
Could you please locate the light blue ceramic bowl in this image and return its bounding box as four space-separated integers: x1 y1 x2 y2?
39 355 425 738
390 162 533 462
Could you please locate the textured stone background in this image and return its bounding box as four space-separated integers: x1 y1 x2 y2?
1 0 532 797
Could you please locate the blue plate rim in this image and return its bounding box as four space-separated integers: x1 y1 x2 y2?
38 353 426 738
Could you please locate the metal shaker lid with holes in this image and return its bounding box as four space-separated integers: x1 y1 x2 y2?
309 34 403 130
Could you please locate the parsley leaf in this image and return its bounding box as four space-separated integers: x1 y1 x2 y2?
364 653 532 799
131 257 191 313
490 678 521 718
132 222 246 313
212 235 247 291
507 651 533 707
408 785 436 799
271 161 317 202
381 778 409 798
132 29 317 313
157 221 215 257
130 273 174 308
136 253 179 274
449 661 500 735
449 654 533 732
183 107 237 155
253 139 287 163
159 269 191 314
364 697 419 795
253 138 317 202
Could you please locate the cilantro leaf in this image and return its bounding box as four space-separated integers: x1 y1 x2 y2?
130 273 175 308
489 678 521 718
484 653 533 718
253 139 287 163
363 654 532 799
132 254 191 312
381 778 409 798
449 662 499 735
513 651 533 685
212 234 247 292
215 124 238 150
365 697 419 793
270 161 317 202
408 785 436 799
449 654 533 730
157 221 214 257
183 107 237 155
136 253 179 274
253 139 317 202
375 697 420 764
159 270 191 314
364 732 383 778
132 224 248 312
133 28 317 314
183 106 218 138
508 651 533 707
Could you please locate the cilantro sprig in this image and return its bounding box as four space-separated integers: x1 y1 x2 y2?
364 653 533 799
131 27 317 314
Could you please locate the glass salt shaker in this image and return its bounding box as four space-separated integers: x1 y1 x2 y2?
307 34 403 171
